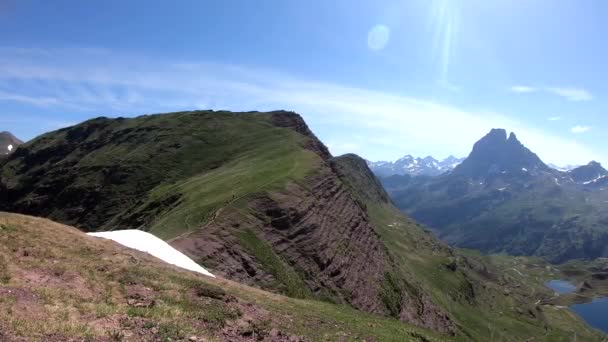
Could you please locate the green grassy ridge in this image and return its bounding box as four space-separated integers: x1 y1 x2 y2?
145 129 318 240
331 154 604 341
1 110 320 238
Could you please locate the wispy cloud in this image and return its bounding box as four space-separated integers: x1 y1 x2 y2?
510 85 537 93
548 116 562 121
571 125 592 133
509 85 593 101
0 47 604 165
0 90 60 107
547 87 593 101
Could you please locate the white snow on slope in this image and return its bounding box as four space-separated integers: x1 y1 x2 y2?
88 230 215 277
7 144 13 152
583 175 607 185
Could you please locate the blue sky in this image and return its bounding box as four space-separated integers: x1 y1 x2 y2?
0 0 606 165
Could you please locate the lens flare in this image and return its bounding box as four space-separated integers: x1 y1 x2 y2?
367 25 390 51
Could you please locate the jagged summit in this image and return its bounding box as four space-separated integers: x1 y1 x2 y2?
367 154 464 177
452 128 548 179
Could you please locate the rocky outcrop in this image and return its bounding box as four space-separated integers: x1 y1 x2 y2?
172 163 455 333
269 111 331 160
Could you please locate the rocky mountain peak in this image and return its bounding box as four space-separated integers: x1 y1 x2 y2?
453 128 548 179
569 161 608 184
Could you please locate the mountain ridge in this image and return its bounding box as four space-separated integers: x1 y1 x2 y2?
367 155 464 177
0 111 596 340
384 128 608 262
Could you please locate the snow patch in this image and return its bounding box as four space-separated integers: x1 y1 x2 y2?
7 144 13 152
497 187 507 191
521 168 528 172
583 175 607 185
88 230 215 277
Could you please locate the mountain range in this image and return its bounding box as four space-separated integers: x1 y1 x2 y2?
0 111 599 340
383 128 608 263
367 155 465 177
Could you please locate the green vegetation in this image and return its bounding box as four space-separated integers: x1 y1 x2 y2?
0 110 319 240
236 228 312 299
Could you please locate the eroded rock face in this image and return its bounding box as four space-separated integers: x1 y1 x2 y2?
269 111 332 161
171 159 455 334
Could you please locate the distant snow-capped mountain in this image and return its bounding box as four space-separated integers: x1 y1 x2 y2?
367 155 464 177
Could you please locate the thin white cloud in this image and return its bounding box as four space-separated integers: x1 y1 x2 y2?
548 117 562 121
509 85 593 102
510 85 537 93
0 90 60 107
0 47 604 166
571 125 592 133
547 87 593 101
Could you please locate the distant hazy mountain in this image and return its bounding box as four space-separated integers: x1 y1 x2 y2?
0 131 22 155
367 155 464 177
383 128 608 263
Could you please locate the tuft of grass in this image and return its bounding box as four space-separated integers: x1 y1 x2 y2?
0 253 10 284
380 272 404 318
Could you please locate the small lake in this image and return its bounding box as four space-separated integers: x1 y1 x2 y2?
545 279 576 294
571 297 608 333
545 279 608 334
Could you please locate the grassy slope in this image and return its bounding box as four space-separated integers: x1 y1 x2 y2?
1 111 318 239
0 212 449 342
141 117 318 240
106 111 319 241
332 154 604 341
